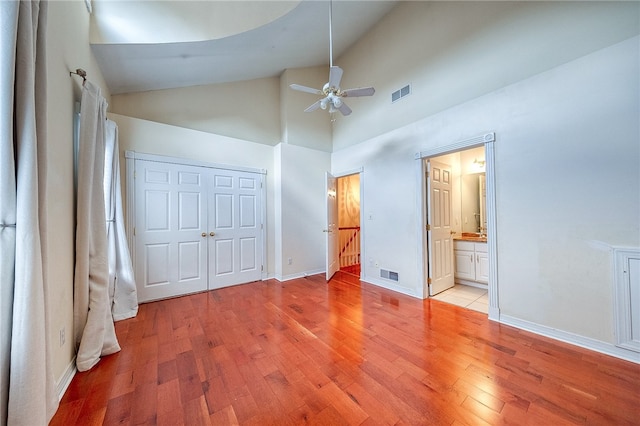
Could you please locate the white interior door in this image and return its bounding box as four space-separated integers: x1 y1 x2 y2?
135 160 208 302
427 160 455 296
325 172 339 281
208 169 263 289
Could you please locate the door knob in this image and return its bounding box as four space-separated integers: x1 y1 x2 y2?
210 232 215 237
202 233 207 237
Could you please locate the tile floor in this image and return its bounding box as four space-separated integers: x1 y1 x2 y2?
431 284 489 314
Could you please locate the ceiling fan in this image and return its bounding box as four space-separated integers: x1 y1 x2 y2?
289 1 375 116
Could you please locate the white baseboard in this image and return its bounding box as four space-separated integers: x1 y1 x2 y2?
360 275 421 298
275 268 325 282
500 314 640 364
56 357 77 401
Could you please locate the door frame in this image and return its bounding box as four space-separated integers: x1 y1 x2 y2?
124 150 268 283
333 167 364 279
416 133 499 320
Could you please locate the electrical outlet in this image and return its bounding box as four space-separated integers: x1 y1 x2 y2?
375 261 379 268
59 327 65 347
287 257 292 265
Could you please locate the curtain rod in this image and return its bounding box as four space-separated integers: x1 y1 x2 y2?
69 68 87 84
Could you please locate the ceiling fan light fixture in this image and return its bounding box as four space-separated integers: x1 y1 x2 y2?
288 0 375 118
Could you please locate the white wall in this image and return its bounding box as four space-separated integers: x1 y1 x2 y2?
111 78 282 145
332 1 640 151
332 37 640 348
274 143 331 280
45 0 112 389
280 67 332 152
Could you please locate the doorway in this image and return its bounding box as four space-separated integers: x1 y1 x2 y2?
419 133 499 320
337 173 361 276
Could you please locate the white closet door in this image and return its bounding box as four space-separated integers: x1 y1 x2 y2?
135 160 208 302
208 169 262 289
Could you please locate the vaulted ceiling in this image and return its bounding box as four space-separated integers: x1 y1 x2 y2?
90 0 398 94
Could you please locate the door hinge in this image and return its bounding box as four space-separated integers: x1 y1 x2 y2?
426 224 431 231
427 277 432 284
134 171 136 179
133 227 136 236
261 265 264 272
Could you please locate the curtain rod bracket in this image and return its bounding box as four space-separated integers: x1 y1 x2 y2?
70 68 87 84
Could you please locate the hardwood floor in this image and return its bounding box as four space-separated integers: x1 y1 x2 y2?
50 272 640 425
340 264 361 276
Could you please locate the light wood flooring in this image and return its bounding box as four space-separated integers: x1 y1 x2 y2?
50 272 640 425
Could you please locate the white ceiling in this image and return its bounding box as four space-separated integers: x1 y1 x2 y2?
91 0 398 95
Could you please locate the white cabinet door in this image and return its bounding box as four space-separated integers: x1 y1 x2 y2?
454 249 475 281
135 161 208 302
208 170 263 289
454 241 488 285
475 250 489 284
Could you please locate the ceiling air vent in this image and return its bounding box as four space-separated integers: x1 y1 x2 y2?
392 84 411 103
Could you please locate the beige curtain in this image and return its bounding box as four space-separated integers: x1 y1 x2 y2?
104 120 138 321
73 81 121 372
0 0 59 424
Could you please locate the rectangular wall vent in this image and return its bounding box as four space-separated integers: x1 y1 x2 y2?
380 269 399 282
392 84 411 103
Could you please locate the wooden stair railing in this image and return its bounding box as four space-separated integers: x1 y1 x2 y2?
338 226 360 267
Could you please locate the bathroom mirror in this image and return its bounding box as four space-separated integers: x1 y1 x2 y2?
460 172 486 233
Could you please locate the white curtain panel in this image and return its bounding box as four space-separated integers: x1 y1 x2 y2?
1 1 59 424
74 82 120 372
104 120 138 321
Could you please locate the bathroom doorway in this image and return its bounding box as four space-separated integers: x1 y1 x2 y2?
419 133 499 320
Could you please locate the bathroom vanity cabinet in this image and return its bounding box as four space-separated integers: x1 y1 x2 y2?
454 240 488 286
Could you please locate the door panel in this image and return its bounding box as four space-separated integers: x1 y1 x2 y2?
208 170 262 289
326 172 339 281
135 160 208 302
240 237 257 271
427 160 455 296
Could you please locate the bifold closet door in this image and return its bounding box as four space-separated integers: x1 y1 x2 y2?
208 169 262 289
135 161 208 302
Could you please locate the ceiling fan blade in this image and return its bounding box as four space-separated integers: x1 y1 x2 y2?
341 87 375 97
337 101 352 116
304 100 322 113
328 66 343 88
290 84 323 95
